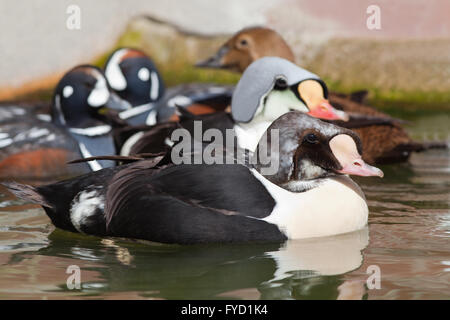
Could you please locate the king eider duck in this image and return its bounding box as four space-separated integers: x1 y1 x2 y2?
3 112 383 244
0 65 129 179
196 26 438 164
117 57 349 157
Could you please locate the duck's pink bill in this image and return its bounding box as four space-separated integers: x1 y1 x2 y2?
337 158 384 177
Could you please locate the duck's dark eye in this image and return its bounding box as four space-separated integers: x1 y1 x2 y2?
304 133 319 144
274 78 288 90
239 39 248 46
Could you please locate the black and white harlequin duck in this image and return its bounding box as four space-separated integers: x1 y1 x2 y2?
0 65 129 179
4 112 383 244
104 47 236 125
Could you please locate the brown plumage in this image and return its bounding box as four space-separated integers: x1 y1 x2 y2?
196 26 430 164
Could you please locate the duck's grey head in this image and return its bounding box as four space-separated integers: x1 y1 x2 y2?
254 111 383 192
231 57 348 124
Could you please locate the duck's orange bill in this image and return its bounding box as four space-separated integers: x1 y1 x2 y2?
307 100 349 121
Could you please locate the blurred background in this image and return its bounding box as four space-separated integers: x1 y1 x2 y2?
1 0 449 115
0 1 449 300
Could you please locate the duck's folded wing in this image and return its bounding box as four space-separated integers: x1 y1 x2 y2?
104 163 283 243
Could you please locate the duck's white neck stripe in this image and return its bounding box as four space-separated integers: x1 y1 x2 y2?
69 125 112 136
118 103 154 120
150 72 159 100
78 142 103 171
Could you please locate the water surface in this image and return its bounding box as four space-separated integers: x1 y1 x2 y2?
0 113 448 300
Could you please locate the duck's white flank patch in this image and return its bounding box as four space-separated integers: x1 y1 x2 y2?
69 125 111 136
78 142 103 171
250 169 368 239
70 188 104 233
120 131 145 156
150 71 159 100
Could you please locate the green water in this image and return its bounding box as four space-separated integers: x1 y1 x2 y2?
0 114 448 300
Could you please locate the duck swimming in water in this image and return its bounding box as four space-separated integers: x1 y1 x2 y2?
0 65 128 179
4 111 383 244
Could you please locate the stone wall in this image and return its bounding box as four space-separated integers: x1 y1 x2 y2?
0 0 448 108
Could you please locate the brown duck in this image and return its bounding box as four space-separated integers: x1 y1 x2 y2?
196 26 435 165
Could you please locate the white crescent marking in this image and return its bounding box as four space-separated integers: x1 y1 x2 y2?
150 71 159 100
104 49 128 91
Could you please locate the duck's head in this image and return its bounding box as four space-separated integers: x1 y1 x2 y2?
231 57 348 123
196 26 295 73
52 65 129 129
104 48 165 106
254 111 383 192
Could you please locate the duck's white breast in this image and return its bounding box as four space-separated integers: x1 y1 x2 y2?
250 169 369 239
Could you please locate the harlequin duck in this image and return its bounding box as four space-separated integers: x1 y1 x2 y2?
104 48 236 126
0 65 129 179
4 111 383 244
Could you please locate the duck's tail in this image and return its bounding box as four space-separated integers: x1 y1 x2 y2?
1 182 52 208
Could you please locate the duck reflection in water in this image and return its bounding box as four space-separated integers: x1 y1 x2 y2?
8 227 369 300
